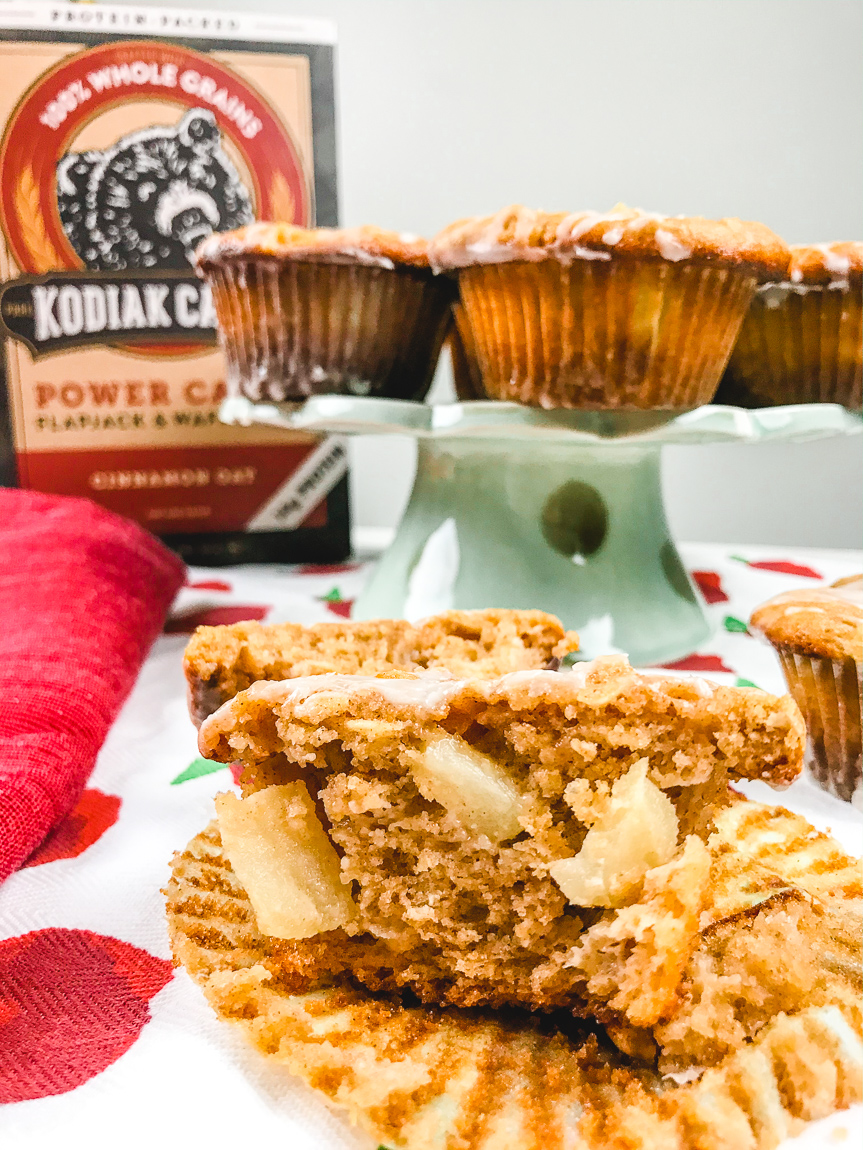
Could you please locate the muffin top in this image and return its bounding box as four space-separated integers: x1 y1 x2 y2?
786 242 863 288
428 204 790 280
196 223 431 270
750 575 863 661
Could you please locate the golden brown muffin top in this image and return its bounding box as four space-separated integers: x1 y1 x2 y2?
428 204 790 280
786 242 863 287
196 222 432 270
199 654 804 789
183 609 578 726
750 575 863 661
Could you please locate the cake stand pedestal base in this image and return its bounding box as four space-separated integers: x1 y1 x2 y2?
354 437 710 665
221 395 861 666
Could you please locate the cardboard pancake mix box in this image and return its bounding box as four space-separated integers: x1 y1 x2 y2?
0 1 349 563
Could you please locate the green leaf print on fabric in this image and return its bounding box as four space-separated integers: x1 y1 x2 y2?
170 758 228 786
724 615 750 634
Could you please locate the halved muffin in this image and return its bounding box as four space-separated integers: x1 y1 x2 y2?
184 608 579 726
429 204 789 409
194 658 804 1025
165 792 862 1150
196 222 456 402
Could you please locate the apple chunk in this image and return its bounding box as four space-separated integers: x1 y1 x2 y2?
216 783 356 939
548 761 678 908
411 735 522 842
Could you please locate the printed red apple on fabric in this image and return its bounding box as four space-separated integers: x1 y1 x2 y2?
0 929 172 1102
23 789 121 868
164 604 270 633
299 562 361 576
661 654 735 673
319 586 354 618
731 556 822 579
185 579 233 592
691 570 729 604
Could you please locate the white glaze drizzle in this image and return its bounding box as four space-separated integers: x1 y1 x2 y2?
814 242 852 276
760 282 815 307
196 223 422 268
464 238 547 264
432 206 708 270
554 210 626 245
494 665 596 692
252 668 463 712
334 248 395 269
637 668 715 696
655 228 692 262
759 279 851 305
570 246 611 262
202 659 726 747
784 242 861 285
762 579 863 614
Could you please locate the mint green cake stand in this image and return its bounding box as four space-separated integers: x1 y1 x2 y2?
221 396 861 666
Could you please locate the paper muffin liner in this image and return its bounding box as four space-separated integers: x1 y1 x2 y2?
717 283 863 409
166 811 863 1150
776 649 862 803
448 302 486 400
452 259 756 410
206 260 454 402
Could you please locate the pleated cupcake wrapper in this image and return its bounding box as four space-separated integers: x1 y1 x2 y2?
719 284 863 409
207 260 453 403
777 649 862 803
454 259 756 410
449 302 486 400
168 814 863 1150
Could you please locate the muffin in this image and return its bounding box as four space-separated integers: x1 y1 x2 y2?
717 242 863 409
751 574 863 803
195 658 802 1021
196 223 456 402
183 608 579 725
428 204 789 410
166 795 861 1150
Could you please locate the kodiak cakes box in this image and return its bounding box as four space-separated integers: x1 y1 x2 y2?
0 2 349 564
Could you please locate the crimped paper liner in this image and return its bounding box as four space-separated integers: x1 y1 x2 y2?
206 260 454 402
454 259 756 410
718 283 863 409
776 649 862 802
165 809 863 1150
448 302 485 400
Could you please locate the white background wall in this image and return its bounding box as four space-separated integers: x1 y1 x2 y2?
120 0 863 547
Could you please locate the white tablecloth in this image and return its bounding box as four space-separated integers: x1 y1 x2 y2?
1 542 861 1150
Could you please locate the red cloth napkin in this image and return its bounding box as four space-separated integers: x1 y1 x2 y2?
0 490 185 882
